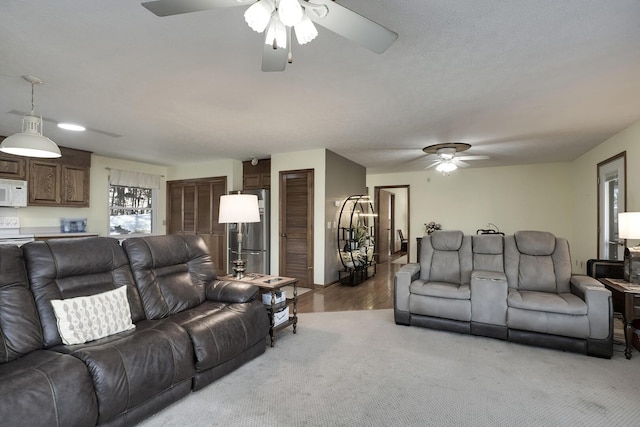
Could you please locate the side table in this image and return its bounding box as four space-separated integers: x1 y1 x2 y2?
222 273 298 347
599 278 640 359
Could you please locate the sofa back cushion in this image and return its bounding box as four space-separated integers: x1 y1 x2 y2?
122 234 217 320
22 237 145 348
504 231 572 293
472 234 504 272
0 245 43 362
420 230 472 284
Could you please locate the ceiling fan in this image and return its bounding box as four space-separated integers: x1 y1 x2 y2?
422 143 490 173
141 0 398 72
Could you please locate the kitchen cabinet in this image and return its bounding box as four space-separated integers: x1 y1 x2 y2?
243 158 270 190
27 146 91 207
0 139 27 180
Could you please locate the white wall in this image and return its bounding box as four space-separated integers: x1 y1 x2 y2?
570 119 640 272
166 159 242 190
367 163 573 263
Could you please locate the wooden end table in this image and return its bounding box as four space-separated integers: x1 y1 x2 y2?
599 278 640 359
222 273 298 347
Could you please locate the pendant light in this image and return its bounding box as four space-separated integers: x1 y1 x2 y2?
0 75 62 158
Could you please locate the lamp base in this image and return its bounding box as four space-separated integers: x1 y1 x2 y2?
232 258 248 280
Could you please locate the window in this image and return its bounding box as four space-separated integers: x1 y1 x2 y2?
107 168 162 236
109 185 155 236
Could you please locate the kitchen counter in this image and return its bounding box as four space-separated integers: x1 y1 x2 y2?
20 227 99 240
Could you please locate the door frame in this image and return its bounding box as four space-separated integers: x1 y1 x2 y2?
597 151 626 259
374 185 410 261
279 169 314 287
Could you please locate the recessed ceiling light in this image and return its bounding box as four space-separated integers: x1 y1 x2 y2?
57 123 86 132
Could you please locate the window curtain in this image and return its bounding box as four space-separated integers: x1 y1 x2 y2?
108 168 161 189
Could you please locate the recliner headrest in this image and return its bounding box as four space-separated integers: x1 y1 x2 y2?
473 234 503 254
514 231 556 256
431 230 463 251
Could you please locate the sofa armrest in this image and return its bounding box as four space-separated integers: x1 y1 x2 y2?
471 270 508 326
394 263 420 314
206 280 259 303
570 275 612 340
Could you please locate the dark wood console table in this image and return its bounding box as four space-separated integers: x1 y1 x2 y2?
599 278 640 359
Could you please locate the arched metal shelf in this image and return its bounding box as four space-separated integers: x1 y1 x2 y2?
337 194 376 285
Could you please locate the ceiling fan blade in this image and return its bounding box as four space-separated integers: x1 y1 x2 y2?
141 0 253 17
455 155 490 161
262 29 289 72
306 0 398 54
453 160 471 168
425 161 441 169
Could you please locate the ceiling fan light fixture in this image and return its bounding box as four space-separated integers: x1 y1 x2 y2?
435 161 457 173
278 0 303 27
244 0 275 33
294 15 318 45
265 16 287 49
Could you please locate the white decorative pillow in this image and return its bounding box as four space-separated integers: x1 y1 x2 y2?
51 286 135 345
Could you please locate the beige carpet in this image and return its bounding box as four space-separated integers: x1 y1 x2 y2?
138 309 640 426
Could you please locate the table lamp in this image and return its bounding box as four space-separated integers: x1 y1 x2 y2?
219 192 260 279
618 212 640 283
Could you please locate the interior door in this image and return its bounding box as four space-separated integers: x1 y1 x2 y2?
376 189 392 262
279 169 314 288
598 152 626 260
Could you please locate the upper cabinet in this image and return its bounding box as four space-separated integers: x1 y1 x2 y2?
0 136 27 180
29 146 91 207
243 158 270 190
0 141 92 207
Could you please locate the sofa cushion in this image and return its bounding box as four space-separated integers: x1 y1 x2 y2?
514 231 556 256
410 280 470 300
0 350 98 427
22 237 146 348
123 235 216 319
472 234 504 272
0 245 43 362
508 289 588 315
51 286 135 345
430 230 463 251
56 319 195 425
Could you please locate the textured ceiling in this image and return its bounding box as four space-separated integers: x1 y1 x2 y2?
1 0 639 173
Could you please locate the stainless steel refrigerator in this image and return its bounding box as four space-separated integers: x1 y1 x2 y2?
227 189 270 275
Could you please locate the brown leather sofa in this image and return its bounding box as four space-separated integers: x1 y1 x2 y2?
0 235 269 426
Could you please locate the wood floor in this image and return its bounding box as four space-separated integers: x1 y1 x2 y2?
297 253 405 313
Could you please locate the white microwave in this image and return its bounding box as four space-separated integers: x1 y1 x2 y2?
0 179 28 207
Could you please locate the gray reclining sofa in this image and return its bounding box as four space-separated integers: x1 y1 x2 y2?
394 230 613 358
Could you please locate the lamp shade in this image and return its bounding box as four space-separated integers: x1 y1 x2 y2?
619 212 640 239
0 114 61 158
244 0 274 33
294 15 318 45
219 194 260 223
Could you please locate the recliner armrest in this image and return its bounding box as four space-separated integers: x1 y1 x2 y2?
206 280 259 303
394 263 421 313
570 275 611 340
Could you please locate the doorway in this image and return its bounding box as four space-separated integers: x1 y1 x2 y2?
279 169 314 288
374 185 410 262
597 152 626 260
